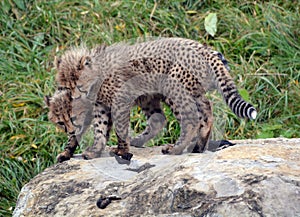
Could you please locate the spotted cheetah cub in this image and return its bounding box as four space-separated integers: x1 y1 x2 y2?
51 37 256 158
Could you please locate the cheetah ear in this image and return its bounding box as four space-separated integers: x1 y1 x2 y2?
44 95 51 107
54 57 62 69
78 56 92 70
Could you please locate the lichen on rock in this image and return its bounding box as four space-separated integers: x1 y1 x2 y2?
13 138 300 217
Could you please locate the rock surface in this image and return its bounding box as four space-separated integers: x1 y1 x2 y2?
13 138 300 217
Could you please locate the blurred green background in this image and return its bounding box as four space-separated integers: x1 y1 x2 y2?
0 1 299 216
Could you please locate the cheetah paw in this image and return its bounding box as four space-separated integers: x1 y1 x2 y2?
161 144 175 154
82 151 102 160
109 148 133 164
56 151 71 163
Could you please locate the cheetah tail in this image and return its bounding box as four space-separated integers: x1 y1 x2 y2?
211 52 257 120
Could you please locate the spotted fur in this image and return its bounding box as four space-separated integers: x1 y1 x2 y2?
48 37 256 161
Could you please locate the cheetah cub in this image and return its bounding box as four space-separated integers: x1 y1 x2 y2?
49 37 256 160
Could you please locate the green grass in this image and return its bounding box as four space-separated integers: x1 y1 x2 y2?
0 0 299 216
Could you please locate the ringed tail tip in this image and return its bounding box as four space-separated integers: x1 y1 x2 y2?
250 110 257 120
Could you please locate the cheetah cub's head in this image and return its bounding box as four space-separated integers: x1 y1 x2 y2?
54 45 107 93
44 89 75 134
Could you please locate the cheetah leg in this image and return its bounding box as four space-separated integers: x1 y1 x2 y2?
188 98 213 153
110 97 132 158
163 98 231 153
161 64 210 155
70 94 94 142
131 96 166 147
109 135 133 161
57 133 79 163
163 98 221 153
56 95 94 162
161 96 200 155
82 103 112 160
161 82 200 154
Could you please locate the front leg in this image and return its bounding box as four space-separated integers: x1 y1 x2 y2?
82 103 112 160
111 90 137 160
57 133 79 163
110 135 133 161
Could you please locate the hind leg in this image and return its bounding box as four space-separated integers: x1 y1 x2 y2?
161 63 212 154
163 97 230 153
161 77 201 155
161 97 213 155
189 98 213 153
161 97 200 155
131 95 166 147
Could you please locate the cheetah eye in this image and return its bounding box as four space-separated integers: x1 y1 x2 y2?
57 121 65 126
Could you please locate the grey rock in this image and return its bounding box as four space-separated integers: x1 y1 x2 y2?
13 138 300 217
